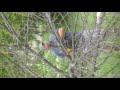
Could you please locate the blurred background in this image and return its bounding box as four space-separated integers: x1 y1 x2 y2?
0 12 120 78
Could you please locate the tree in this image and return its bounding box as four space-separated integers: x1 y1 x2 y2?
0 12 120 78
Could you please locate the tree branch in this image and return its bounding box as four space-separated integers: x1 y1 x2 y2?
25 46 69 78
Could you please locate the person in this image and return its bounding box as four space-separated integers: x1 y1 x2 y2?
41 28 85 58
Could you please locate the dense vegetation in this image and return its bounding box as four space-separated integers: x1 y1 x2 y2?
0 12 120 78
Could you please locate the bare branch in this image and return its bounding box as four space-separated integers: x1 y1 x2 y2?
25 46 69 78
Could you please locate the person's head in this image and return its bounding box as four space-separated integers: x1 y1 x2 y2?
41 42 50 50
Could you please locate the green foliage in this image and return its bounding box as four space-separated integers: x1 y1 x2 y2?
0 68 9 78
0 29 12 44
0 12 120 78
115 37 120 45
67 12 96 31
96 51 120 77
